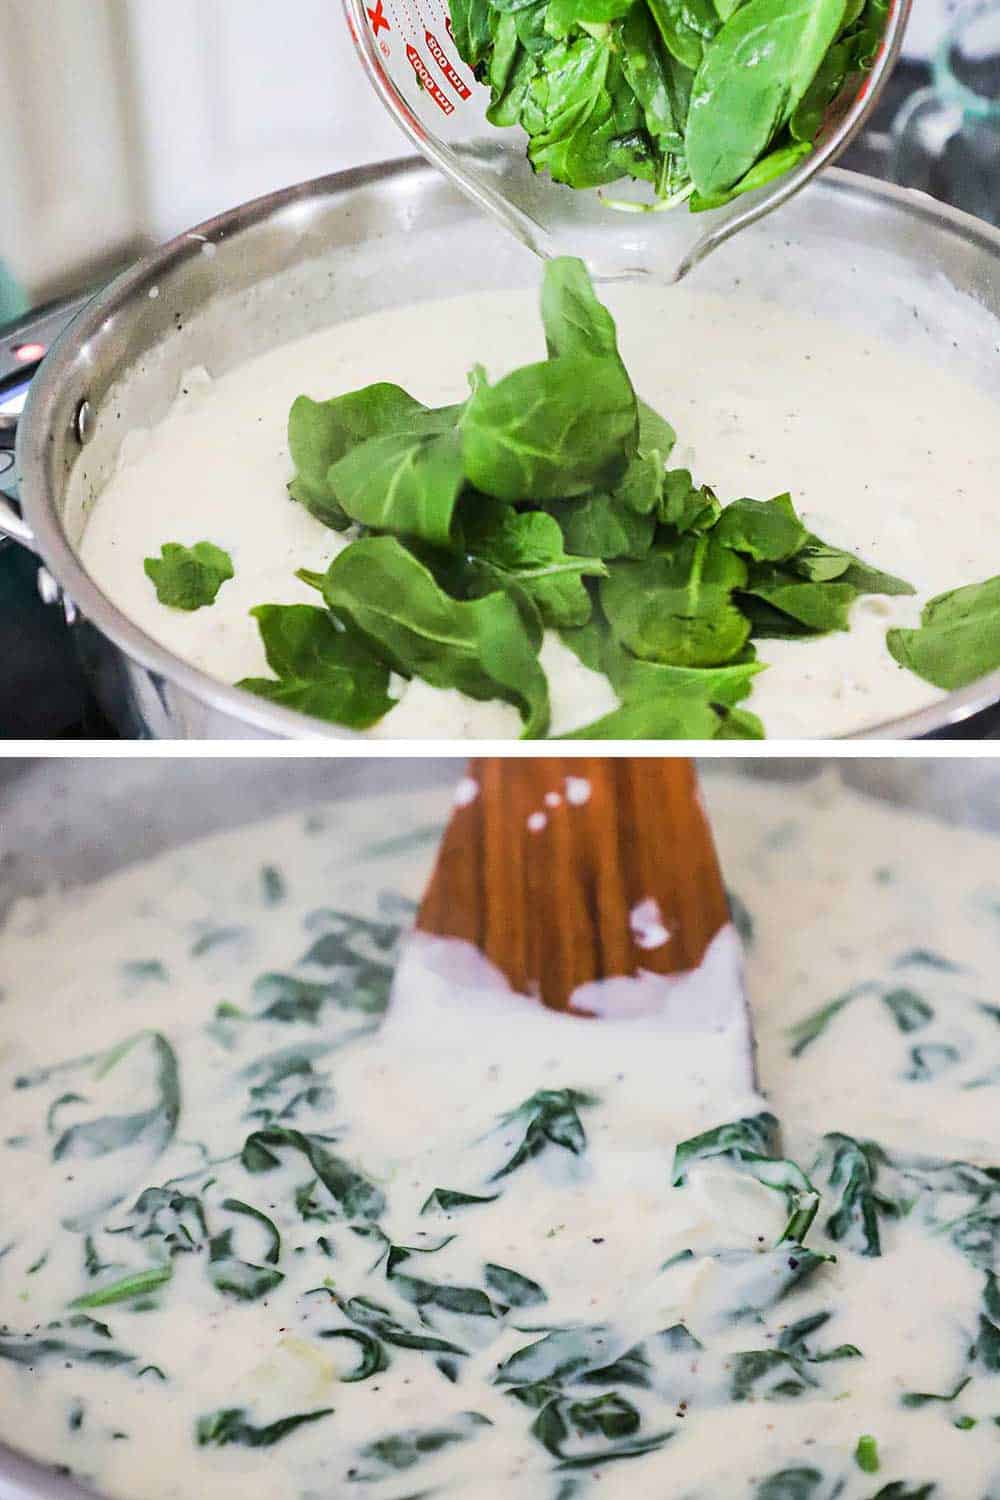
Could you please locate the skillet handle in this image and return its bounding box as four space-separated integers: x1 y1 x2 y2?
0 412 36 550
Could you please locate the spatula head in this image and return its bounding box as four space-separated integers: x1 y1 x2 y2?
418 758 734 1014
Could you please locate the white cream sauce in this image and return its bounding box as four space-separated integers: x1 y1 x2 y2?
3 772 1000 1500
77 284 1000 739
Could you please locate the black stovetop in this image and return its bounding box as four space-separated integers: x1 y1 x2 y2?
5 75 999 740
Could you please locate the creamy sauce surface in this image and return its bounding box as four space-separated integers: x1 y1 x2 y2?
3 772 1000 1498
76 286 1000 739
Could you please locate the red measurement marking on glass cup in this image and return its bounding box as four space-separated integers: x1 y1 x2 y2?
424 29 471 98
367 0 391 34
406 43 455 113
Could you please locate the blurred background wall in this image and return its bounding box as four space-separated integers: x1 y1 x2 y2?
0 0 991 308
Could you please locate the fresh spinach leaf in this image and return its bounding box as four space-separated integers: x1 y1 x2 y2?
239 605 394 730
601 536 750 667
288 384 457 527
659 468 722 533
563 692 722 739
888 575 1000 690
540 255 622 361
545 492 656 561
716 703 766 738
715 494 808 561
637 399 677 461
461 353 637 502
328 429 466 548
620 4 685 154
741 567 858 635
144 542 234 611
686 0 848 196
790 36 853 140
464 501 607 629
613 449 666 517
315 536 550 738
689 139 813 211
789 534 914 595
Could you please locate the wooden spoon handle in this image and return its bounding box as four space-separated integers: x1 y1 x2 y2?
418 758 730 1012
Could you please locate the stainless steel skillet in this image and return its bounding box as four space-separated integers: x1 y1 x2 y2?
2 159 1000 739
3 756 1000 1496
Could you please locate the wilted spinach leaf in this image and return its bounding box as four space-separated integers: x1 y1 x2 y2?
529 1391 672 1467
338 1295 468 1356
421 1188 500 1215
881 988 934 1033
348 1412 492 1480
490 1087 597 1179
196 1406 333 1448
318 1328 388 1381
754 1468 826 1500
484 1263 547 1308
70 1266 173 1310
672 1112 779 1181
29 1033 181 1215
815 1133 894 1257
241 1126 386 1220
0 1317 135 1371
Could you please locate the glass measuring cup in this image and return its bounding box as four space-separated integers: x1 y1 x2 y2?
344 0 912 281
891 0 1000 225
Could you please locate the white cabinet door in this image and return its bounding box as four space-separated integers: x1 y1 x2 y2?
124 0 406 241
0 0 140 296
